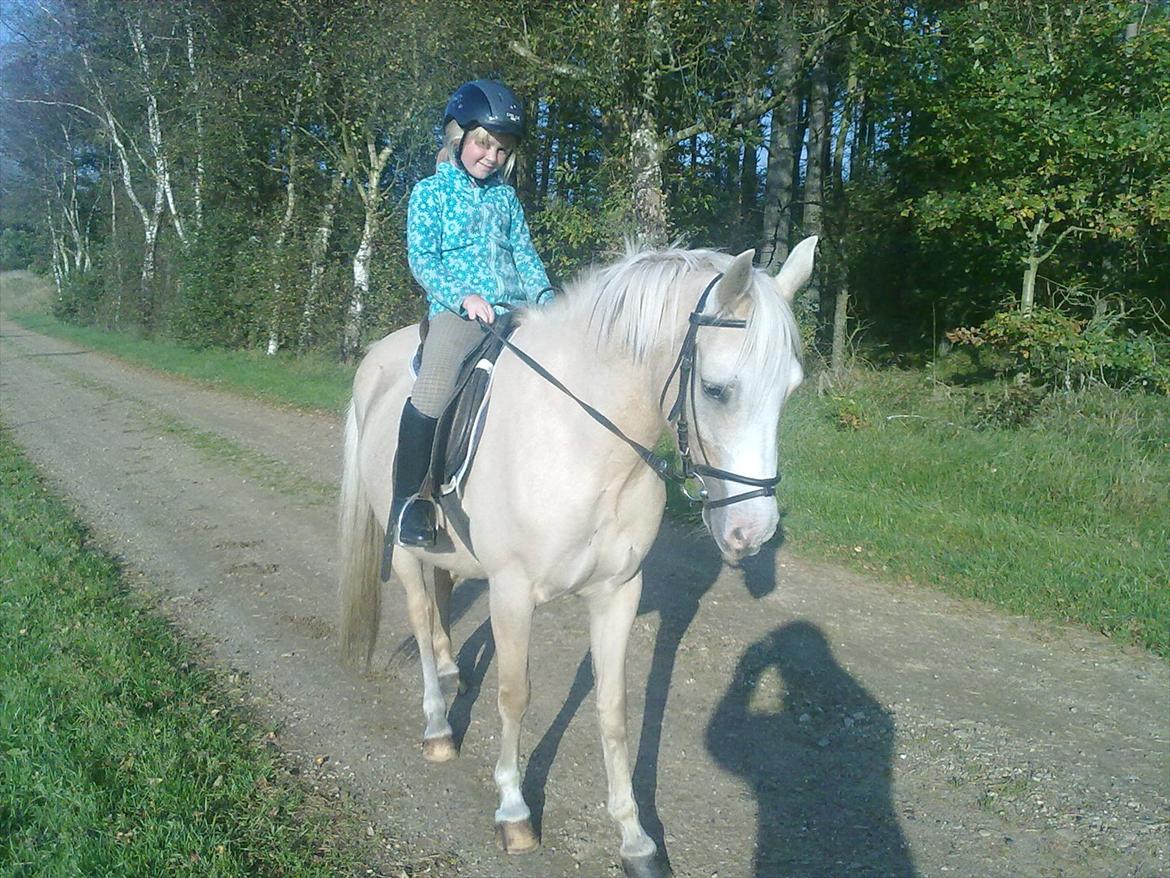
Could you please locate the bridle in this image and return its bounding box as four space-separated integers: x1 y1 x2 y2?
655 273 782 508
471 272 781 511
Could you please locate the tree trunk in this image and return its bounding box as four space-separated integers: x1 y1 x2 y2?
1021 218 1048 315
341 139 393 362
760 14 801 270
265 164 298 355
141 180 165 325
46 200 64 299
297 169 344 352
129 20 186 249
630 121 668 245
799 61 830 322
829 41 858 375
630 0 669 246
1021 258 1040 316
266 91 302 356
344 217 374 362
185 18 205 232
831 281 849 373
740 135 758 241
109 164 122 328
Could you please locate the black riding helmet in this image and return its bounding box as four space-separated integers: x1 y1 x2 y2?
443 80 525 141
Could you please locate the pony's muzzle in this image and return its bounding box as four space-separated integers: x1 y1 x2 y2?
707 502 778 563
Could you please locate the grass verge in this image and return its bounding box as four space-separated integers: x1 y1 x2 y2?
6 309 354 414
0 428 381 876
777 369 1169 657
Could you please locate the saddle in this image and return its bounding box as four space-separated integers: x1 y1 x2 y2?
413 311 518 499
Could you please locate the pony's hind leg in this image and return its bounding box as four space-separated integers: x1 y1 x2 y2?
587 573 668 877
393 552 457 762
431 567 463 696
488 577 539 853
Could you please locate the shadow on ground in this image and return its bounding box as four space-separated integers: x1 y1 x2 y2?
707 620 916 877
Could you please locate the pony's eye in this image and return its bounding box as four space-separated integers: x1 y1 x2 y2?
701 381 729 402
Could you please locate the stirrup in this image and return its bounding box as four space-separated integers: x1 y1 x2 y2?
396 495 436 547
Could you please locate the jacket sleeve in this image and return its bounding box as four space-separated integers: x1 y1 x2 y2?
507 189 554 306
407 180 465 314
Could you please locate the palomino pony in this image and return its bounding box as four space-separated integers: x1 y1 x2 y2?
338 238 816 877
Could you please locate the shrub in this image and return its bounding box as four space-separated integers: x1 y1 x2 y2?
52 270 105 325
947 305 1170 394
0 225 41 270
970 384 1046 430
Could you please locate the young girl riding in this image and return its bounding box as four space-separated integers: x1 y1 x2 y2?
391 79 554 547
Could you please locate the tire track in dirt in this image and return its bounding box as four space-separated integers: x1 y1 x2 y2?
2 319 1167 878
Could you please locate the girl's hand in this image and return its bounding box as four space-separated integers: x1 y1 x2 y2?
461 294 495 324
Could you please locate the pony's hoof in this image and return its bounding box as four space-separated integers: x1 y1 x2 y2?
421 734 457 763
439 671 465 697
495 819 539 854
622 852 672 878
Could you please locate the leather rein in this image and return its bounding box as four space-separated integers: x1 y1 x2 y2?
469 273 781 510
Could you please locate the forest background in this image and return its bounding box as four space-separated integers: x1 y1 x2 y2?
2 0 1166 383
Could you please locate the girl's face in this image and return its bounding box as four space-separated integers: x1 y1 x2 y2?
460 130 514 180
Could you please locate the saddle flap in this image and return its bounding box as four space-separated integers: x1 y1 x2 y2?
428 312 518 496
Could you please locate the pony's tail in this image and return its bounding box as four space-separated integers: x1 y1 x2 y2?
338 399 382 669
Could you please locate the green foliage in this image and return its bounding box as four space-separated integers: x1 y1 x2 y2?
52 267 106 325
168 219 266 348
529 200 616 283
876 1 1170 334
0 226 41 271
950 306 1170 394
0 430 381 875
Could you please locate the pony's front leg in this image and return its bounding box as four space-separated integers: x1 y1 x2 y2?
394 553 457 762
430 567 463 696
488 580 539 853
588 574 670 878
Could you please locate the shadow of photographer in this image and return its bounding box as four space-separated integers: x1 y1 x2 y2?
706 620 916 878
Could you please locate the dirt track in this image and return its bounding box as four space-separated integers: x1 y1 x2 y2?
2 315 1167 878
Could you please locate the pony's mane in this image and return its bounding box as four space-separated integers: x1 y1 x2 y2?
546 244 800 393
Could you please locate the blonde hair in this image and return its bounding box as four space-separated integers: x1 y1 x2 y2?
437 120 520 182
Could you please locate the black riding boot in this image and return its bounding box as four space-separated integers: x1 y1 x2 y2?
390 398 438 547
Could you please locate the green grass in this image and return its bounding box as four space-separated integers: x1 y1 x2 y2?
776 369 1169 656
0 429 379 876
6 274 1167 656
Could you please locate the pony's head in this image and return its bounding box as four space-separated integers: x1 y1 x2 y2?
565 236 816 564
686 238 816 563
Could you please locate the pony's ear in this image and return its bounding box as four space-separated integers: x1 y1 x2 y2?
712 249 756 314
772 236 818 303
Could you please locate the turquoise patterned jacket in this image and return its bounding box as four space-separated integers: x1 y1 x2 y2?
407 161 553 318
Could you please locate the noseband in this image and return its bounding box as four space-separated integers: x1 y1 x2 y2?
467 272 780 511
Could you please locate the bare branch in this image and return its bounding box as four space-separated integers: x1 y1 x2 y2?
508 38 589 81
8 97 103 123
1039 224 1096 264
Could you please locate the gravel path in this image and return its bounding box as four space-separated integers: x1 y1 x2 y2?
2 317 1166 878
